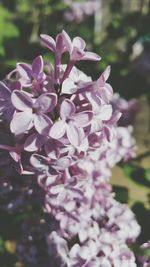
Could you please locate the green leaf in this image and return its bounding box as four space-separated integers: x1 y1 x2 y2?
145 168 150 182
122 163 137 177
0 237 5 253
122 163 150 187
113 185 129 203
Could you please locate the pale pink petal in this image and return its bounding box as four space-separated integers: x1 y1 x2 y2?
98 105 112 121
34 93 57 114
62 30 72 52
34 114 52 135
70 244 80 258
22 170 35 175
24 133 47 151
71 47 85 61
49 120 66 139
17 63 32 78
54 156 71 171
17 63 32 86
9 151 20 162
32 55 44 76
72 37 86 50
11 90 33 111
0 82 11 98
61 78 77 94
108 111 122 126
77 137 89 152
98 66 111 85
102 66 111 81
73 111 93 127
60 99 75 120
30 154 48 169
81 51 101 61
45 139 60 159
66 123 84 147
103 126 114 141
10 111 33 135
40 34 56 52
99 84 113 103
56 33 66 55
50 184 64 195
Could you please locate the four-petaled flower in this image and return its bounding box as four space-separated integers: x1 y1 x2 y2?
50 99 93 147
17 55 46 93
62 30 101 62
10 90 57 135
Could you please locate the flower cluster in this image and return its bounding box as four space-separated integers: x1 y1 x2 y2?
63 0 100 23
0 30 140 266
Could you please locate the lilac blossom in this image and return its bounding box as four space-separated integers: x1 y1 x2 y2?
0 80 21 120
0 30 140 267
50 98 93 147
17 55 47 94
40 30 100 84
10 90 57 135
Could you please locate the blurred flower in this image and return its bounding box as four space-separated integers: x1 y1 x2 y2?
63 0 100 23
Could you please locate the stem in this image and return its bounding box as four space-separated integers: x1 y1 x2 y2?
0 144 17 151
61 60 75 83
147 93 150 132
54 55 61 85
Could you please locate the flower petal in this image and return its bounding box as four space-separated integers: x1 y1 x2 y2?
32 55 44 76
56 33 66 55
98 66 111 84
0 82 11 99
17 63 32 86
99 84 113 103
49 120 66 139
71 47 85 61
11 90 33 111
102 65 111 81
61 77 77 94
34 114 52 135
81 51 101 61
60 99 75 120
77 137 89 152
40 34 56 52
66 123 84 147
34 93 57 114
24 133 47 152
103 126 114 142
73 111 93 127
73 37 86 50
45 139 60 159
61 30 72 52
98 105 112 121
10 111 33 135
53 156 71 171
30 153 48 169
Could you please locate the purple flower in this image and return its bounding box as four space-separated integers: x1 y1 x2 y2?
0 30 140 267
17 55 46 93
62 30 101 62
50 99 93 147
10 90 57 135
40 32 68 83
0 81 17 120
40 31 100 83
